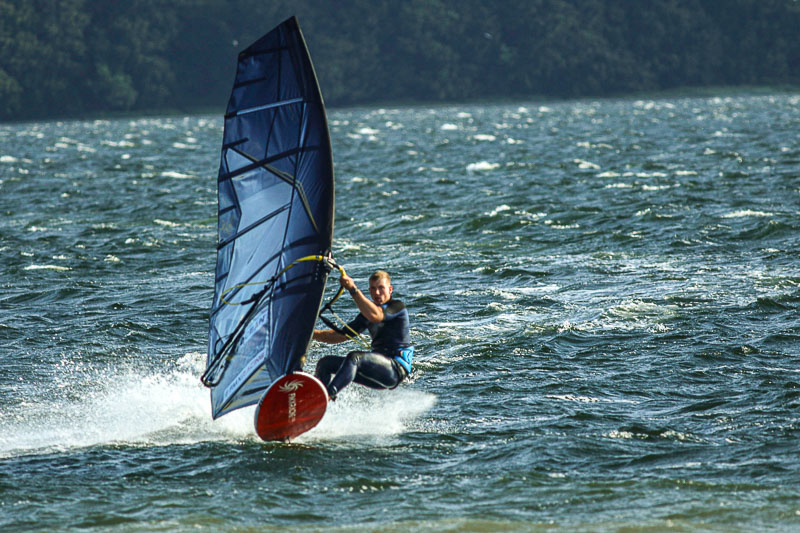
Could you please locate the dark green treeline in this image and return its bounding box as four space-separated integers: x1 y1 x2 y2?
1 0 798 121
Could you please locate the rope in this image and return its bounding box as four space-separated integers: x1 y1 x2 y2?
320 302 372 350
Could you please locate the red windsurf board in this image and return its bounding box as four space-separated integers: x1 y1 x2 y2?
254 372 328 441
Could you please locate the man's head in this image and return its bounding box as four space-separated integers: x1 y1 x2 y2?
368 270 393 305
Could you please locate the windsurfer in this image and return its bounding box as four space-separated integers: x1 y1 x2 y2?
312 270 413 400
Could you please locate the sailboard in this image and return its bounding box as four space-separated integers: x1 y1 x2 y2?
202 16 336 441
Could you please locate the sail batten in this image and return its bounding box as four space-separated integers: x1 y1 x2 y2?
205 16 334 419
219 145 321 182
239 44 291 60
225 96 305 118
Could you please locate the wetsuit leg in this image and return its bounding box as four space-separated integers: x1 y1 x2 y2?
325 351 404 399
314 355 345 389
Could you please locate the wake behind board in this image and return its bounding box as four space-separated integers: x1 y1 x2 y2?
255 372 328 441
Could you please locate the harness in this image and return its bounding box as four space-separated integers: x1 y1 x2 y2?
394 347 414 374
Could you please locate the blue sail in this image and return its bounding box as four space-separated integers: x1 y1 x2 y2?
204 17 334 419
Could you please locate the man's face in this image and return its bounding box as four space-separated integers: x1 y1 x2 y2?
369 278 393 306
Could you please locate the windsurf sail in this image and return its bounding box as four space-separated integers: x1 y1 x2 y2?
203 16 334 419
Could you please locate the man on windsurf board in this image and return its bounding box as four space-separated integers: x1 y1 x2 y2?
312 270 413 400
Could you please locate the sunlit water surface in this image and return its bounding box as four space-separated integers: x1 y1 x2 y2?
1 93 799 531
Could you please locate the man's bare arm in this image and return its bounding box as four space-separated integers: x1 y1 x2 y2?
313 329 349 344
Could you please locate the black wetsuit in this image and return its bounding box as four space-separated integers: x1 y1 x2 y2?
315 299 413 399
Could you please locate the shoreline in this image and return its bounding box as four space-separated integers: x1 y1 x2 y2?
3 84 798 126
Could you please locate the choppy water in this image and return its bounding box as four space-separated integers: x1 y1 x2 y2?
1 93 799 532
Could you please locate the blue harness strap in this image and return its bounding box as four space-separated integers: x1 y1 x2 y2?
394 347 414 374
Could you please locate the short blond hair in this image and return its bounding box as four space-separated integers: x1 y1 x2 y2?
369 270 391 284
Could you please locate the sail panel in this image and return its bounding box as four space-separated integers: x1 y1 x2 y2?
206 17 334 419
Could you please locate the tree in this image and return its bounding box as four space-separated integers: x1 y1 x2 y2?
1 0 799 121
0 0 89 118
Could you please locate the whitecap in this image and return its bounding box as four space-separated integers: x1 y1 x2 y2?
100 140 135 148
440 123 459 131
24 265 71 272
606 430 635 439
546 394 602 403
172 142 197 150
516 210 546 221
161 171 194 179
597 171 621 178
472 134 496 142
357 127 379 135
636 172 668 178
518 284 560 294
722 210 773 218
487 205 511 216
558 320 574 332
545 220 579 229
608 300 678 319
466 161 500 172
661 430 697 442
1 155 19 163
574 159 600 169
335 239 364 253
154 219 180 227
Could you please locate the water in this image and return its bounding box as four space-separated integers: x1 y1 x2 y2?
1 93 799 531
